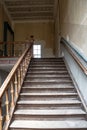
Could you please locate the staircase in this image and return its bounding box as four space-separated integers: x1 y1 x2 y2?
9 58 87 130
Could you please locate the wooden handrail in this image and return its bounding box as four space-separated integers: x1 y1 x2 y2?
60 38 87 75
0 42 33 130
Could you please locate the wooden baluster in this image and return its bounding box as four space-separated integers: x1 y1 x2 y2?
18 68 21 91
5 90 10 121
10 81 14 108
14 74 18 99
0 100 2 130
24 57 27 73
23 61 25 78
20 65 23 84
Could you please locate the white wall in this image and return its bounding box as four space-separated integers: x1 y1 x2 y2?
61 44 87 106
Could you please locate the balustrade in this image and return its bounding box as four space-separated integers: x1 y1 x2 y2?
0 43 32 130
0 41 30 57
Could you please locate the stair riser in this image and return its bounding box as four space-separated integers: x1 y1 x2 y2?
22 84 74 88
21 88 75 93
19 96 78 101
31 63 65 66
27 72 69 76
19 94 78 99
16 103 82 109
31 60 64 62
13 114 86 120
29 65 66 67
24 82 73 86
29 69 67 72
26 75 70 78
25 77 71 81
29 67 67 70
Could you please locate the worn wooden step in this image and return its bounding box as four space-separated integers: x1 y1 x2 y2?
26 74 70 78
24 76 72 82
22 84 74 88
29 64 66 67
29 66 66 69
13 109 86 120
31 58 64 62
10 120 87 130
17 100 82 109
32 58 63 60
23 82 73 86
27 72 69 77
24 80 73 85
21 86 75 92
29 68 67 72
19 93 78 101
25 77 71 81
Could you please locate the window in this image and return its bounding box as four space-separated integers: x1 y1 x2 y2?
33 45 41 58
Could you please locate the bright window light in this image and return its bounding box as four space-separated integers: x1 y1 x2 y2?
33 45 41 58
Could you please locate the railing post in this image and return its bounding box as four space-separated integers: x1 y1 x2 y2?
18 68 21 91
20 65 23 84
10 81 14 108
0 100 2 130
14 74 18 99
5 90 10 121
23 61 25 78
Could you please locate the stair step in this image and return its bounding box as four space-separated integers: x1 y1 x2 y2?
31 59 64 63
26 75 70 78
21 87 75 92
20 92 77 96
27 70 68 75
19 93 78 100
32 58 63 60
24 78 72 82
22 84 74 88
13 109 86 120
29 67 66 69
24 81 73 85
24 82 73 86
17 100 82 109
17 100 81 106
10 120 87 130
29 68 67 71
14 109 85 115
30 61 65 65
25 77 71 81
29 65 66 67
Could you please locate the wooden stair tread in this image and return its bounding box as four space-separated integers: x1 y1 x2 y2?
22 84 74 88
17 100 81 104
10 120 87 129
14 109 86 115
20 92 77 95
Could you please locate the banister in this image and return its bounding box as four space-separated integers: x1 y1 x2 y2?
0 42 33 130
0 44 31 98
0 41 30 57
60 37 87 75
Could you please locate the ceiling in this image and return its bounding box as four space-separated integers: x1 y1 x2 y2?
3 0 56 21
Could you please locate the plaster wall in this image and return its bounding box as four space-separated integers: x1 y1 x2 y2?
14 21 55 57
59 0 87 58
